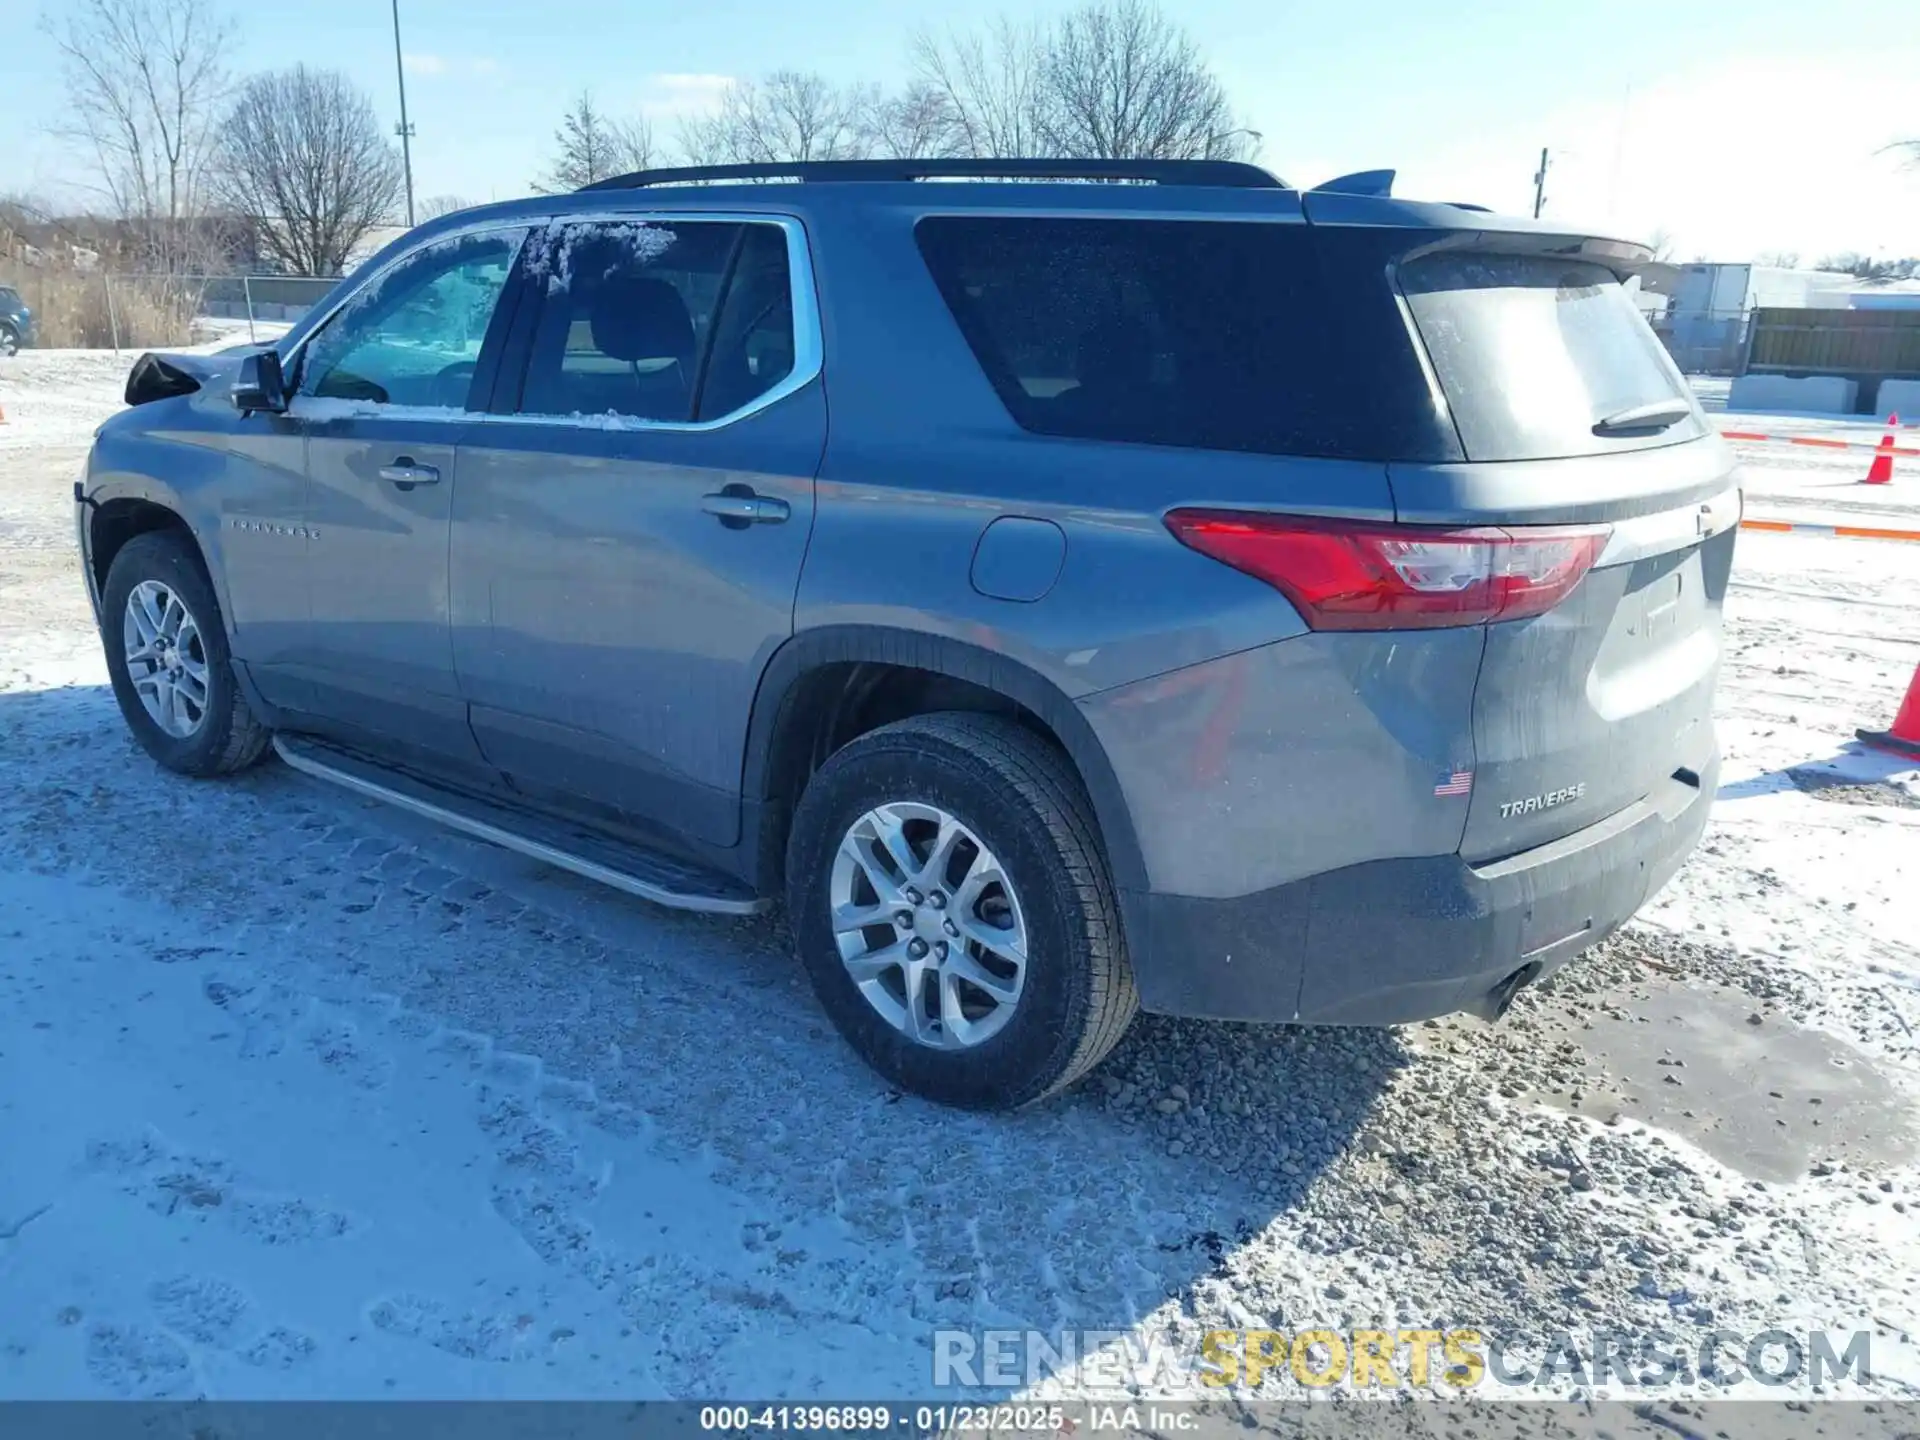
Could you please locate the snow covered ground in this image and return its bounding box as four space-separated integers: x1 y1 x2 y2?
188 316 296 349
1 350 1918 1411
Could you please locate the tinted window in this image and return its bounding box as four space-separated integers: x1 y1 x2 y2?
696 225 796 421
517 220 795 423
1400 253 1704 461
915 216 1426 460
301 231 523 407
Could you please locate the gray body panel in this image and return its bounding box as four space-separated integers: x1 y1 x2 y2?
216 412 312 679
449 391 826 847
1463 529 1730 862
289 407 478 763
1079 627 1485 900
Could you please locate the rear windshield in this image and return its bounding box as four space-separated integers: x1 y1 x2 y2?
1400 253 1704 461
914 216 1450 461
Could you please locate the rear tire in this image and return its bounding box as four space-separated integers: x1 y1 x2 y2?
101 530 271 777
0 322 18 357
786 711 1137 1109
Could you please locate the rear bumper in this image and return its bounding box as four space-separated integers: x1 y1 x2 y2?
1128 751 1716 1025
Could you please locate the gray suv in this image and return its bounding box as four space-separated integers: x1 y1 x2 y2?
76 159 1735 1109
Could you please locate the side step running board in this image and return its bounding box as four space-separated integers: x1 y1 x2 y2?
273 735 767 916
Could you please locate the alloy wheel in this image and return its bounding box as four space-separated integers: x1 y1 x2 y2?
828 801 1029 1049
123 578 211 738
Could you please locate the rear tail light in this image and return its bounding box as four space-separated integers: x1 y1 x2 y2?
1164 510 1610 630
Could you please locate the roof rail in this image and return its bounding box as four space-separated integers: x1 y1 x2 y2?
579 158 1287 192
1310 169 1395 197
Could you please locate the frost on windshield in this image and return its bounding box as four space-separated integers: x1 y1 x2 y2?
530 222 678 294
298 231 523 406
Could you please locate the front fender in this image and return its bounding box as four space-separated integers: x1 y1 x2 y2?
82 405 239 635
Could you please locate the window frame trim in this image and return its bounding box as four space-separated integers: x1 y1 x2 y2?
489 209 821 434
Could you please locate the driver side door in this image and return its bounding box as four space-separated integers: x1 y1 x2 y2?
283 225 529 771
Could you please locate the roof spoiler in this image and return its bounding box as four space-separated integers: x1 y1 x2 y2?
1310 169 1395 197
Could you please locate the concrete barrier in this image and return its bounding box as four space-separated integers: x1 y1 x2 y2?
1876 379 1920 417
1729 374 1859 413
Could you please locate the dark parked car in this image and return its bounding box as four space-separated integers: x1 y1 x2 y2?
0 285 32 354
75 159 1735 1108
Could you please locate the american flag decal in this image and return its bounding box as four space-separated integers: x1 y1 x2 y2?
1434 769 1474 797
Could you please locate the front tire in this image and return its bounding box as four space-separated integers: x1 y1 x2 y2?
0 323 18 357
786 712 1137 1109
101 530 271 777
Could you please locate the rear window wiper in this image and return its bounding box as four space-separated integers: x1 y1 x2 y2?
1592 399 1693 436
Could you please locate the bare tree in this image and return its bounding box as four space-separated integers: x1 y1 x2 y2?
213 66 403 276
912 17 1049 159
1643 228 1677 263
913 3 1249 162
1754 249 1801 269
677 72 871 167
860 81 963 160
610 116 659 174
44 0 233 273
1037 0 1247 160
418 195 476 221
1816 252 1920 283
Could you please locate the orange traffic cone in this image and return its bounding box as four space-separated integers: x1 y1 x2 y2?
1863 414 1898 484
1858 661 1920 760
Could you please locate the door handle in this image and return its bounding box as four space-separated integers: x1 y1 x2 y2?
701 490 790 527
378 460 441 490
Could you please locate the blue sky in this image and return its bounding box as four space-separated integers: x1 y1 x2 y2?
6 0 1916 261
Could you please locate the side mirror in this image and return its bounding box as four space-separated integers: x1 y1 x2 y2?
231 350 288 414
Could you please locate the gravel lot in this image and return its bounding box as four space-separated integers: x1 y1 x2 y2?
2 351 1917 1413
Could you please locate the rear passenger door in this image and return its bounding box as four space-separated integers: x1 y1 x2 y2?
450 214 825 848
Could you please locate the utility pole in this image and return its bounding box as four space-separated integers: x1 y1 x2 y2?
391 0 417 227
1532 146 1549 219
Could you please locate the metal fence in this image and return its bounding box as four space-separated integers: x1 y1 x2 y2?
0 268 338 351
188 273 339 339
1747 305 1920 380
1653 304 1920 411
1652 308 1754 377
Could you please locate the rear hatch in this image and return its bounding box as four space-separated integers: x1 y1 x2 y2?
1373 235 1738 861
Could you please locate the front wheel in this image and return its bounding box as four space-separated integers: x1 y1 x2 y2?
101 530 271 777
0 323 19 357
786 712 1137 1109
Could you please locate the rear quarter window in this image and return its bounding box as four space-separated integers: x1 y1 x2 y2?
1399 253 1705 461
913 215 1450 462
